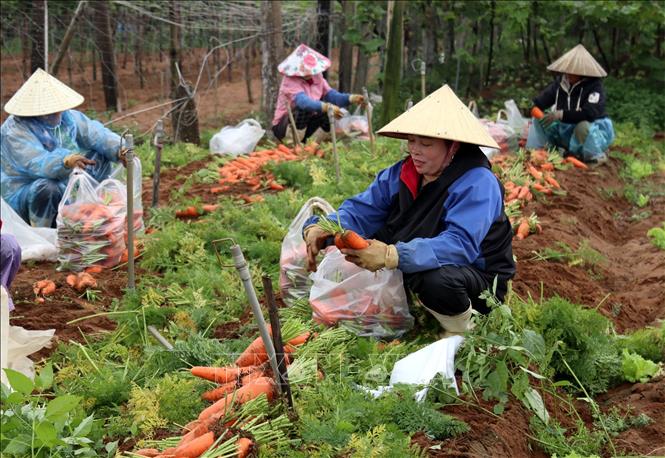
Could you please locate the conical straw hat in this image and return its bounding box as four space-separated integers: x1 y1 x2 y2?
546 44 607 78
278 44 331 77
4 68 84 117
377 84 500 149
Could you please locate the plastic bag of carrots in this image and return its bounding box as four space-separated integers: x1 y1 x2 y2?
108 157 144 233
309 249 413 338
279 197 335 306
56 169 127 272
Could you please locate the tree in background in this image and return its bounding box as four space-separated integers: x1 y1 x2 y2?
92 0 118 112
337 0 355 93
381 0 404 125
260 0 284 125
29 0 45 73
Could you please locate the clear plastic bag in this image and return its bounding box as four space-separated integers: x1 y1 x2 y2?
0 198 57 261
309 249 414 338
210 119 265 156
479 111 519 156
335 107 370 140
56 169 127 271
504 99 529 140
108 156 144 233
279 197 335 306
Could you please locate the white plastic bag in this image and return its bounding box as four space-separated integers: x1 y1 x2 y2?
210 119 265 156
309 249 414 338
1 287 55 386
108 156 144 233
504 99 528 140
335 107 370 140
479 110 518 157
279 197 335 306
0 198 57 261
56 169 127 271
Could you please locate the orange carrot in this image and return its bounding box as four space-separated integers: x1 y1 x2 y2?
341 230 369 249
544 175 561 189
564 156 589 170
85 265 104 274
540 162 555 172
201 204 219 213
532 183 553 195
175 206 200 218
202 382 237 402
517 186 530 200
287 331 311 347
134 449 160 457
198 377 275 421
531 106 545 119
334 233 347 250
66 274 78 288
505 188 520 201
174 431 214 458
75 272 97 291
235 337 268 367
277 144 292 155
515 218 530 240
269 181 285 191
527 164 543 181
240 370 264 386
40 281 56 296
504 181 516 191
191 366 242 384
236 438 254 458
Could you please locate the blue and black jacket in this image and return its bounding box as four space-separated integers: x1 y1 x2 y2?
533 75 608 124
305 144 515 280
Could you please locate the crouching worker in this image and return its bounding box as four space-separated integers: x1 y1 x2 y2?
527 44 615 165
1 68 126 228
0 223 21 312
272 44 365 143
304 85 516 336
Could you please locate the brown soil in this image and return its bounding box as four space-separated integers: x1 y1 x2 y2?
9 262 128 360
511 155 665 333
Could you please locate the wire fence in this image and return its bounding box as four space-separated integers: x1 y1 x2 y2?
0 1 326 137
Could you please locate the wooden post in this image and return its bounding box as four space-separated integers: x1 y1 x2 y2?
327 105 340 183
362 87 375 154
286 103 301 149
262 276 294 410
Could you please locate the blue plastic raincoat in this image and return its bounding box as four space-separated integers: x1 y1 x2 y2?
1 110 122 227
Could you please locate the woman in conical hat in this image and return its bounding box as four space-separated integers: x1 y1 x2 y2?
303 85 515 336
527 44 615 165
272 44 365 143
1 68 127 227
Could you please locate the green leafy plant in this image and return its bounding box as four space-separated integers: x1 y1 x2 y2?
532 240 606 270
618 323 665 362
621 350 660 383
647 222 665 250
1 365 117 457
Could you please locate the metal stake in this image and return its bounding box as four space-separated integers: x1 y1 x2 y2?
419 59 426 100
262 275 294 410
327 104 340 183
148 325 173 351
286 103 301 150
125 134 135 290
213 239 281 390
362 87 375 155
151 120 164 208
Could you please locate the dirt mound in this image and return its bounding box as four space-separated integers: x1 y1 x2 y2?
598 376 665 456
9 262 127 359
511 157 665 332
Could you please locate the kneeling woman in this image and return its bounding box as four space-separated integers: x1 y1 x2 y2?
303 85 515 335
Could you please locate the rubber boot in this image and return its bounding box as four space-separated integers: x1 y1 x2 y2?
424 303 474 338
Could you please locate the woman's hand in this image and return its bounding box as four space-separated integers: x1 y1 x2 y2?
304 225 332 272
63 154 96 169
349 94 366 106
117 147 129 167
321 102 344 119
342 240 399 272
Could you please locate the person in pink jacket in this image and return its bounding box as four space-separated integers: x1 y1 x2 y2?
272 44 365 142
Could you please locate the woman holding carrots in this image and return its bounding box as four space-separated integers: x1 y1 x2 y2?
526 44 615 165
1 69 127 228
304 85 515 336
272 44 365 143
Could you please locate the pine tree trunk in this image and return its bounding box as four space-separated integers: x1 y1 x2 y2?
21 4 30 78
135 21 144 89
244 43 254 104
260 0 284 124
381 0 404 125
92 0 118 111
30 0 45 73
484 0 495 87
338 0 355 93
446 1 455 58
91 41 97 81
315 0 331 56
352 24 370 94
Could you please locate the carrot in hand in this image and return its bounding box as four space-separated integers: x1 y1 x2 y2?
173 431 214 458
341 230 369 249
531 107 545 119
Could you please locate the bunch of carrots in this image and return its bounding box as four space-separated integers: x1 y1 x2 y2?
132 331 312 458
66 272 97 291
316 217 369 250
33 280 56 303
